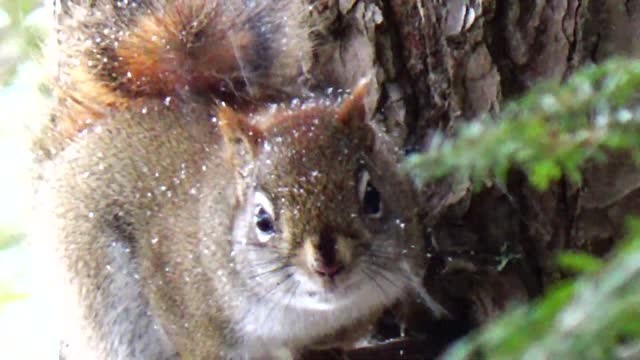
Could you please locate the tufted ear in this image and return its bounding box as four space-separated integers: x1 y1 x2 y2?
336 77 371 127
218 106 264 172
336 77 375 152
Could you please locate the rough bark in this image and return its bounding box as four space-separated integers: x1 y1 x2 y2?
304 0 640 358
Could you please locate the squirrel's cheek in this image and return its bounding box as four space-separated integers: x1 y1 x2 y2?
302 239 317 273
335 236 354 267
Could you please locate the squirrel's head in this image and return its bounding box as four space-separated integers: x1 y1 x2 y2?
219 80 424 312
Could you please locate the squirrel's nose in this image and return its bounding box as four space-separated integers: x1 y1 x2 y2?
313 227 344 278
314 262 344 278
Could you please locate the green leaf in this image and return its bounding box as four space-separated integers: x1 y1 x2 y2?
556 251 604 274
529 159 562 189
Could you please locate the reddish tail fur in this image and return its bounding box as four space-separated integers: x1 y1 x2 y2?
49 0 311 139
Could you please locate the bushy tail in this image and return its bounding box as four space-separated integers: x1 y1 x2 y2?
48 0 311 140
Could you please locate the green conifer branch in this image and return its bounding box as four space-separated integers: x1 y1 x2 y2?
405 58 640 190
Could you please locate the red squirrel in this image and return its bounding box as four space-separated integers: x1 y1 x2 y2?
34 0 437 358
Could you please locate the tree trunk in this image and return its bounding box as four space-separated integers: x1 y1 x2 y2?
303 1 640 358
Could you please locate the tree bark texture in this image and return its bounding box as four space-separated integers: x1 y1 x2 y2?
303 1 640 358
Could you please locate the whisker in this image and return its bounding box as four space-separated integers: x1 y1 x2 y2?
240 271 293 323
284 280 300 310
365 263 404 293
359 267 390 303
231 241 269 249
247 256 289 268
248 264 293 280
370 258 449 318
368 244 423 259
261 275 297 331
399 265 449 318
369 259 412 284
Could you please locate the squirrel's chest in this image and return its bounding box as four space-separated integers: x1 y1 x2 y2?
232 309 347 356
243 306 344 341
231 287 384 354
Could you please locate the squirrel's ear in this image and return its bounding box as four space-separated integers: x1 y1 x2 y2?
337 78 375 151
336 77 371 127
219 106 264 165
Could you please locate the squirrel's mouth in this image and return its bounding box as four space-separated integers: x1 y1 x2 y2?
284 269 358 308
290 274 402 312
285 260 408 311
306 264 360 292
309 276 359 295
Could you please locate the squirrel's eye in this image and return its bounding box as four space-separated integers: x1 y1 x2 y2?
358 170 383 218
255 207 275 235
254 191 276 242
